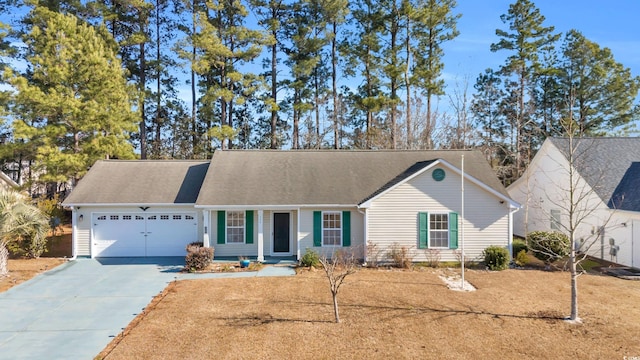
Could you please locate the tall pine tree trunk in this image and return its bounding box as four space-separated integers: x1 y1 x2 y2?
140 40 147 159
332 22 339 149
270 37 278 149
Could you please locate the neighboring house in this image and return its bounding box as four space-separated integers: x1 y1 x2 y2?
63 150 520 262
508 137 640 268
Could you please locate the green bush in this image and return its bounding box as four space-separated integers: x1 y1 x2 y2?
528 231 570 264
483 245 509 271
515 249 529 266
512 238 528 256
185 242 213 272
300 248 320 267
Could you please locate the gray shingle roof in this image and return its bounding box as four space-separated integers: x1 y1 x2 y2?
62 160 210 205
196 150 509 206
549 137 640 211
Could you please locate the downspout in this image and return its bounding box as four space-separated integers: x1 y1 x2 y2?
69 206 78 260
357 206 367 264
508 204 520 260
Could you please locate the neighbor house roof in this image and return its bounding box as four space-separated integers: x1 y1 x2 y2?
62 160 210 205
196 150 510 207
549 137 640 211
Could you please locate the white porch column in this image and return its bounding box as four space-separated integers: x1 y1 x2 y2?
70 207 78 259
203 210 210 247
296 208 301 260
257 210 264 262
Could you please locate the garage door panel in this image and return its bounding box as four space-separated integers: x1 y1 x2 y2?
92 212 198 257
93 214 145 257
146 214 197 256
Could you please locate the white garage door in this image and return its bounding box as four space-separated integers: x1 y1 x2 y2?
92 213 198 257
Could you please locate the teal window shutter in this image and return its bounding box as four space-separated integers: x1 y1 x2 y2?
449 212 458 249
313 211 322 247
342 211 351 247
418 212 428 249
245 210 254 244
217 211 225 244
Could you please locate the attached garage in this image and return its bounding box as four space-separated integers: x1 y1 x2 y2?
92 212 198 257
63 160 209 258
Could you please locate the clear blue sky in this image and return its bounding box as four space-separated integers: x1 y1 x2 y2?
442 0 640 86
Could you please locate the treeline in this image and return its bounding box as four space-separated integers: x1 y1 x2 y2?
0 0 638 191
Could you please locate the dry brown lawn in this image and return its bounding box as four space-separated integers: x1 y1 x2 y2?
100 268 640 360
0 257 66 292
1 225 71 292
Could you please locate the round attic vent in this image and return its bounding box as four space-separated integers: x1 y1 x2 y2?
432 168 445 181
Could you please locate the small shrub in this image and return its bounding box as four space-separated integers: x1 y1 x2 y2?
300 248 320 267
483 245 509 271
366 243 385 268
515 249 529 266
512 238 528 256
388 243 413 269
185 242 213 272
425 249 441 268
528 231 570 264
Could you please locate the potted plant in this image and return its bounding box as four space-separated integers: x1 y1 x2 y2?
239 256 251 268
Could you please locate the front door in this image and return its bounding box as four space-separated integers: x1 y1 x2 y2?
273 212 290 254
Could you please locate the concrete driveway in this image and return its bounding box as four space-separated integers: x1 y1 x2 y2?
0 257 295 360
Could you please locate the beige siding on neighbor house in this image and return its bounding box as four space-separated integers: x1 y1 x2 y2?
73 205 202 257
298 208 365 259
367 166 511 262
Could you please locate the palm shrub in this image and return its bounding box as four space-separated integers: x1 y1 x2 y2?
0 189 50 276
300 248 320 267
528 231 570 264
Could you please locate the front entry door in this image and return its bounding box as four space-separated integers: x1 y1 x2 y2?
273 212 290 254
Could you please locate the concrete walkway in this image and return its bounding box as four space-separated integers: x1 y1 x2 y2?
0 257 295 360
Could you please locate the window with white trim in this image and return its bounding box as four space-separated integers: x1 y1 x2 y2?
550 209 561 230
429 213 449 248
322 211 342 246
226 211 245 243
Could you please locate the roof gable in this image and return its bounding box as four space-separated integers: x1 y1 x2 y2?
549 137 640 208
360 158 519 208
196 150 511 207
63 160 210 205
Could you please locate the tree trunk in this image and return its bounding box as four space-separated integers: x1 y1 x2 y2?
270 35 278 149
0 242 8 277
569 248 579 321
332 22 339 149
332 291 340 323
140 40 147 160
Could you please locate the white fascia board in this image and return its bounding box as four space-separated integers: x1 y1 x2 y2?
359 159 521 209
195 204 356 210
61 202 195 207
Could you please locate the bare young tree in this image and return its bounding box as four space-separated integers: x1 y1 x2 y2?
535 112 617 323
318 249 360 323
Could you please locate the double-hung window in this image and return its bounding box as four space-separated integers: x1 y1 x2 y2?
217 210 254 245
550 209 561 230
313 211 351 247
418 211 458 249
322 211 342 246
226 211 245 244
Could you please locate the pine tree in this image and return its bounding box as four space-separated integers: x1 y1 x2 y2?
559 30 640 136
490 0 559 182
8 7 137 185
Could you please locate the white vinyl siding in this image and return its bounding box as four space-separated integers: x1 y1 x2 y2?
367 167 510 263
